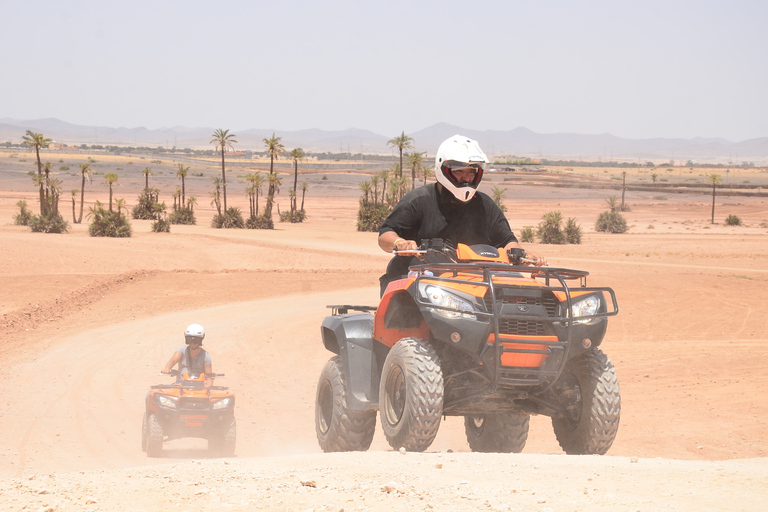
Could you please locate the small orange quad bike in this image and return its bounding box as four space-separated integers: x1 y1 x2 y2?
315 238 620 455
142 370 236 457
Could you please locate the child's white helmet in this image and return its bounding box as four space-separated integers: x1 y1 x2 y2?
184 323 205 344
434 134 489 202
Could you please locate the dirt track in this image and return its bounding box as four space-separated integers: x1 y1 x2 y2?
1 176 768 510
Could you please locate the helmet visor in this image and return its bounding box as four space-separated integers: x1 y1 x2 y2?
185 335 203 346
441 161 483 187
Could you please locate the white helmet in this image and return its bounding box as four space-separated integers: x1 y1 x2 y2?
434 134 489 202
184 323 205 344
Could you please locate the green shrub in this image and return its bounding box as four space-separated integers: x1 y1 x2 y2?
279 209 307 223
132 188 160 220
88 207 132 237
536 211 566 244
596 211 628 233
211 207 245 228
29 213 69 233
151 219 171 232
519 226 535 243
169 207 196 225
357 202 391 232
13 200 32 226
564 218 582 244
725 214 742 226
245 215 274 229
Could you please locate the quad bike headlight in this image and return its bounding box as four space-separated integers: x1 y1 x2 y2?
571 295 601 324
212 398 232 410
155 395 178 409
424 285 476 320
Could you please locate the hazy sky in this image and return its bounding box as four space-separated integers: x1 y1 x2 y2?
2 0 766 141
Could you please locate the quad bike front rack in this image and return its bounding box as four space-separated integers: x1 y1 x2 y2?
408 261 619 391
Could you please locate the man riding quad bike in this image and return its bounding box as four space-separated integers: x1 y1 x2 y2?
314 238 620 454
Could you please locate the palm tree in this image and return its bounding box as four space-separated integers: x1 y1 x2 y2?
187 196 197 212
172 188 181 211
359 181 372 204
42 161 54 214
406 151 425 190
210 176 222 217
263 133 285 219
492 186 507 212
422 165 434 184
709 173 721 224
70 189 78 223
78 163 92 223
300 182 308 212
621 171 628 210
370 175 380 205
104 172 119 212
387 131 414 178
210 129 237 211
22 130 51 214
115 198 127 216
264 172 283 217
48 177 63 216
177 163 189 206
289 148 305 214
289 148 305 193
378 169 390 204
244 172 265 218
141 167 154 190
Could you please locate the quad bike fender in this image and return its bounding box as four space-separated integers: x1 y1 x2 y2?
372 286 430 349
320 313 383 410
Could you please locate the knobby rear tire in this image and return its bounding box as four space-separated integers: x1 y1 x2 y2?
464 412 530 453
315 356 376 452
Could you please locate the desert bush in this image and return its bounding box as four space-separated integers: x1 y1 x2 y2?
29 213 69 233
279 209 307 223
88 206 132 237
168 207 196 225
536 211 566 244
151 219 171 233
519 226 535 243
245 215 274 229
725 214 742 226
596 211 628 233
564 218 582 244
132 188 161 220
211 207 245 229
357 201 392 232
13 200 32 226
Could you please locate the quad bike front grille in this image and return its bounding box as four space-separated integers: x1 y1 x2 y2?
498 319 547 336
179 397 210 411
484 290 558 317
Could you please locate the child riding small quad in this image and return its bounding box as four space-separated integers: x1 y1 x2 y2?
142 369 236 457
314 238 620 455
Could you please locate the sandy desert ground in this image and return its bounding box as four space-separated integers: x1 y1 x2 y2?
1 152 768 511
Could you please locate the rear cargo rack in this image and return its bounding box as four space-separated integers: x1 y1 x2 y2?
409 262 618 389
327 304 377 315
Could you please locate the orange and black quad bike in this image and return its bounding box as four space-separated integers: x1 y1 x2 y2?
315 238 620 455
142 370 236 457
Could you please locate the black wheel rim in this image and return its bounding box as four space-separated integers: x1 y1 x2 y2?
557 372 583 429
383 365 405 427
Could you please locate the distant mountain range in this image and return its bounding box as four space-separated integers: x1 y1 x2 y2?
1 118 766 164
